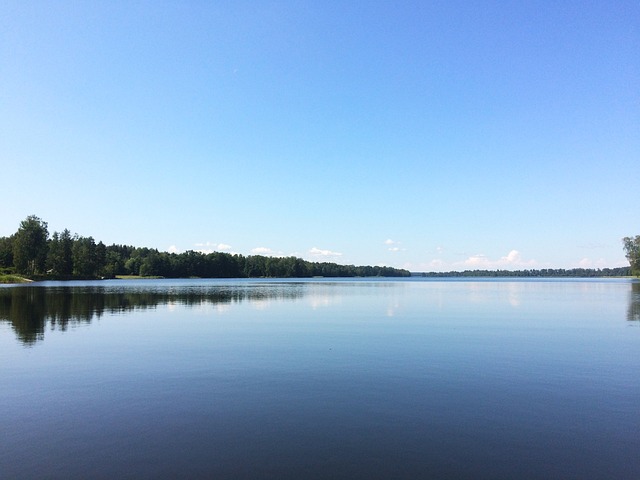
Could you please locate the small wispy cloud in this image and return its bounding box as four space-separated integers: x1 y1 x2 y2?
404 250 536 273
462 254 490 267
384 239 405 252
577 257 608 268
309 247 342 258
459 250 536 269
250 247 285 257
194 241 233 254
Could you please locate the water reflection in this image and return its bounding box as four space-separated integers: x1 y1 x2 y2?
2 279 638 345
629 281 640 322
0 283 306 345
1 279 638 479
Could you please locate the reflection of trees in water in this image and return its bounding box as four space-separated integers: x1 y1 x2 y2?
0 284 305 345
629 282 640 322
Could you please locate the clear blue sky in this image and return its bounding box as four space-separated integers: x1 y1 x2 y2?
1 1 638 271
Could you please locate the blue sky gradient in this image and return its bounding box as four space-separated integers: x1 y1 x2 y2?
1 1 638 271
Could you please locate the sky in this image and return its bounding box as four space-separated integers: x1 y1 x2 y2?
1 1 638 271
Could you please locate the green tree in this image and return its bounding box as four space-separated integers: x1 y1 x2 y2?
139 251 170 277
46 231 62 274
244 255 266 277
59 229 74 275
623 235 640 276
105 244 133 276
95 241 107 276
125 256 142 276
13 215 49 275
72 236 97 277
46 229 75 276
0 235 14 269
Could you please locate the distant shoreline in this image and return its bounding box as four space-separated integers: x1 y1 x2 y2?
412 267 633 278
1 270 636 285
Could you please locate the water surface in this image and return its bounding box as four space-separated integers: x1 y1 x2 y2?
1 278 639 479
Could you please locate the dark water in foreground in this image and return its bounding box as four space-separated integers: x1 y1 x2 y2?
1 278 639 479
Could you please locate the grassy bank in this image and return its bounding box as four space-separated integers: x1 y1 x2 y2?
0 274 33 284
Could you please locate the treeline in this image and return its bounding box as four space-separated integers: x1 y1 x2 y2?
0 216 410 279
415 267 632 278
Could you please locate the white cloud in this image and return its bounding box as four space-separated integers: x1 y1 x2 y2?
577 257 608 268
578 258 591 268
194 241 233 254
250 247 285 257
505 250 519 262
384 239 405 252
167 245 179 254
309 247 342 258
463 254 490 267
459 250 536 269
405 251 535 273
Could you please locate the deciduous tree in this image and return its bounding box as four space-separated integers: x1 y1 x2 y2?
623 235 640 276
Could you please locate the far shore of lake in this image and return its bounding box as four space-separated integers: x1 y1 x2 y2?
1 273 637 285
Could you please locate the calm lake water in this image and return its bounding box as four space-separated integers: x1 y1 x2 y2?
1 278 639 479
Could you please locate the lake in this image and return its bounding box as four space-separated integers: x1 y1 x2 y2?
1 278 639 479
